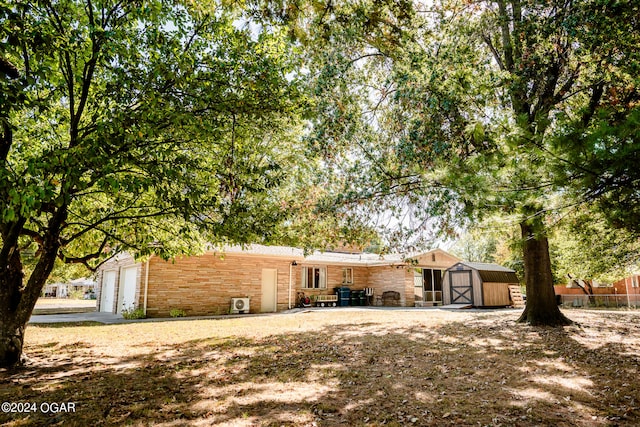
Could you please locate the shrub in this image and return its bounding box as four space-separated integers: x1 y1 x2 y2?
68 289 85 300
121 307 146 319
169 308 187 318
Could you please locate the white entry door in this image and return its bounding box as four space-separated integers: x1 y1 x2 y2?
117 266 138 313
261 268 278 313
100 270 116 313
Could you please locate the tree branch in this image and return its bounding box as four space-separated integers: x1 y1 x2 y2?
58 235 109 271
496 0 514 72
482 33 505 71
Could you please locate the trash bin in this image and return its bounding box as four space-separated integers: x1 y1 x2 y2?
350 290 358 306
349 290 359 306
357 290 366 306
337 286 351 306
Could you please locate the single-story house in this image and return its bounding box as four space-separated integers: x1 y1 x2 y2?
43 277 96 299
554 274 640 307
613 274 640 295
441 261 520 307
95 245 461 317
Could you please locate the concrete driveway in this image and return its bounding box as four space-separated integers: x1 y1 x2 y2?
29 311 126 324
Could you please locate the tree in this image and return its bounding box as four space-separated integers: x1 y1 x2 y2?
450 228 499 264
473 0 639 324
289 0 639 325
552 211 640 284
0 1 304 367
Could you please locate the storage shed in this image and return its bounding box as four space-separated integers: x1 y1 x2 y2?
442 262 520 307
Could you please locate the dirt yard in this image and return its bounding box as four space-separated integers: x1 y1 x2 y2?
1 308 639 426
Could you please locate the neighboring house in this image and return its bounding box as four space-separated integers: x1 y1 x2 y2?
613 274 640 296
441 261 520 307
43 283 68 298
43 277 96 299
95 245 461 317
554 279 612 296
554 275 640 307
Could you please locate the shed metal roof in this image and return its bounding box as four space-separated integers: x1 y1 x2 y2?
477 270 519 283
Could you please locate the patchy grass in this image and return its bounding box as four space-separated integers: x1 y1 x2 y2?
2 309 640 426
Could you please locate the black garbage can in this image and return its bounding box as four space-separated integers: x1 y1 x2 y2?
350 290 358 306
337 286 351 306
357 290 366 306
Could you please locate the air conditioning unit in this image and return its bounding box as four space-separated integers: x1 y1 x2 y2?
230 297 250 314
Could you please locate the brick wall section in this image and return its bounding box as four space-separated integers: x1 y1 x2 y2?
404 269 415 307
613 276 640 295
96 249 461 317
145 253 297 317
554 286 617 295
366 266 411 306
555 277 640 296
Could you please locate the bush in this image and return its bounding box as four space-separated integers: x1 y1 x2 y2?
121 307 146 319
169 308 187 318
68 289 85 300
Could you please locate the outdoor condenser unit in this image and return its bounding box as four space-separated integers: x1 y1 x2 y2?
230 297 250 314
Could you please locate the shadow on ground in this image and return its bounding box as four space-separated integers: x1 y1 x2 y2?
1 312 639 426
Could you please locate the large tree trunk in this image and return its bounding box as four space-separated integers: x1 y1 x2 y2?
0 316 28 368
0 213 64 368
0 254 55 368
0 244 31 367
517 218 572 326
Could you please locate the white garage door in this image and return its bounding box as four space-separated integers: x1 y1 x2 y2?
100 270 116 313
117 266 138 313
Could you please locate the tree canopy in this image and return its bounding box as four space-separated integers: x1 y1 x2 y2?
0 0 307 367
287 0 640 324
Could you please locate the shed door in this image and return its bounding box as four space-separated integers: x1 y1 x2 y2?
261 268 278 312
101 270 116 313
117 266 138 313
449 270 473 304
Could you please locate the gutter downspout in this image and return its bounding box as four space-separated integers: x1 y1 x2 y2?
288 262 293 309
143 257 150 315
626 276 631 309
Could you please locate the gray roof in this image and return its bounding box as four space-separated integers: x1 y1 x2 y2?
212 244 449 267
211 244 304 258
459 261 516 273
448 261 519 283
303 251 404 266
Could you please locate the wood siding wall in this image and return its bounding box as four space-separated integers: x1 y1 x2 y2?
442 267 483 306
482 282 512 306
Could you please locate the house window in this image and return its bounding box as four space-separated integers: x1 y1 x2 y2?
633 276 639 288
302 267 326 289
342 268 353 284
